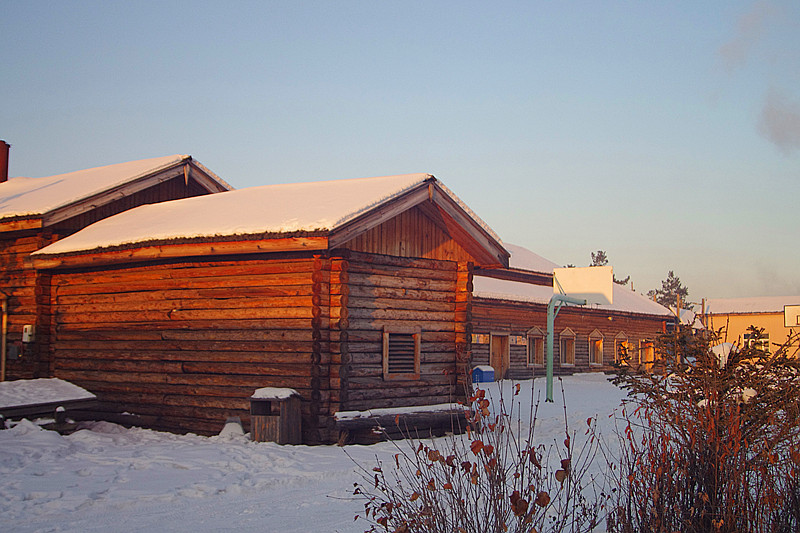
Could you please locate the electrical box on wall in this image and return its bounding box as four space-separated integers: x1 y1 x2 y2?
22 325 35 343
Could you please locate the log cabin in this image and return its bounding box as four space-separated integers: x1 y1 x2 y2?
0 152 231 381
472 244 672 379
29 173 509 443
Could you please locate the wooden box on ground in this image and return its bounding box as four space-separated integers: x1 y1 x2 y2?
250 388 301 445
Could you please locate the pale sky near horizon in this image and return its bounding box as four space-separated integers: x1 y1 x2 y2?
2 1 798 302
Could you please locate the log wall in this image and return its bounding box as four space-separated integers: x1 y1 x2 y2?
0 229 60 379
49 255 320 438
472 297 667 378
2 175 215 381
334 250 467 413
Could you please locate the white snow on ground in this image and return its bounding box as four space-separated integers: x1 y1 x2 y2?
0 374 627 533
0 378 95 409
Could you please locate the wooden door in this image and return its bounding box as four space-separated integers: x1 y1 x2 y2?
489 334 510 380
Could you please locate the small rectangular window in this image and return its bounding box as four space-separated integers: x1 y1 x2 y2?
528 335 544 366
560 336 575 366
616 338 631 365
743 332 770 353
641 340 655 367
590 338 603 365
383 327 421 380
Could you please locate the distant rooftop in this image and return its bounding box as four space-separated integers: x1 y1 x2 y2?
474 243 672 317
704 296 800 315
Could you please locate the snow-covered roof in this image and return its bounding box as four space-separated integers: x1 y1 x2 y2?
704 296 800 315
505 243 560 273
0 155 210 221
473 243 672 317
33 173 504 261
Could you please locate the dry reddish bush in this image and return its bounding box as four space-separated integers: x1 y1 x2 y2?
351 383 608 533
608 326 800 533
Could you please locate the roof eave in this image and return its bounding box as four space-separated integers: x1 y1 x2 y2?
427 181 509 268
30 235 329 270
41 156 230 227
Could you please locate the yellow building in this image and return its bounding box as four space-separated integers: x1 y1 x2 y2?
702 296 800 354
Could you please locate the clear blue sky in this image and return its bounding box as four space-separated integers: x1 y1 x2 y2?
2 1 798 301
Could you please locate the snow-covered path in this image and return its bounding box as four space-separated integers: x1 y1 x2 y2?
0 374 626 532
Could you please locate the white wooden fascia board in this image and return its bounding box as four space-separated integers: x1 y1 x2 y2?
327 184 431 249
188 160 234 192
430 184 509 267
42 165 187 226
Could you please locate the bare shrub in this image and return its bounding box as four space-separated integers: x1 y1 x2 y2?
608 326 800 533
351 382 608 533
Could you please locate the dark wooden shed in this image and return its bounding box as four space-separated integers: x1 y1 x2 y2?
30 174 509 443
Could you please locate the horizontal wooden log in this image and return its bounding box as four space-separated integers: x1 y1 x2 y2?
55 318 314 333
348 362 457 378
346 307 453 322
165 373 312 389
345 329 455 343
49 350 316 364
346 262 457 281
32 236 329 270
57 285 316 306
0 218 43 232
347 272 454 291
58 296 316 315
181 361 314 377
54 259 317 286
54 272 314 296
55 306 315 324
344 394 459 411
345 250 457 271
347 318 454 332
55 339 316 353
348 284 454 302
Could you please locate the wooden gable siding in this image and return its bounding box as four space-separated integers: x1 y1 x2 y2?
471 297 666 378
48 255 321 438
1 230 60 379
342 205 477 264
330 250 469 413
50 175 212 233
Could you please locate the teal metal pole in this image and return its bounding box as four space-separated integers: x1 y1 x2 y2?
546 294 586 402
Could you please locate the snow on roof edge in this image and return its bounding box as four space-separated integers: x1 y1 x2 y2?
0 155 192 220
31 173 435 257
434 180 505 251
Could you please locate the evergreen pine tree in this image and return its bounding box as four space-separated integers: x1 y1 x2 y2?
589 250 630 285
648 270 690 309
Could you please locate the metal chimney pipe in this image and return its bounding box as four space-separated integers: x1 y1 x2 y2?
0 141 9 183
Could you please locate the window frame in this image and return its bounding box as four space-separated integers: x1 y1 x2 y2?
615 332 630 365
743 331 770 353
559 328 576 366
527 327 544 367
589 329 604 366
640 339 655 367
382 326 421 380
